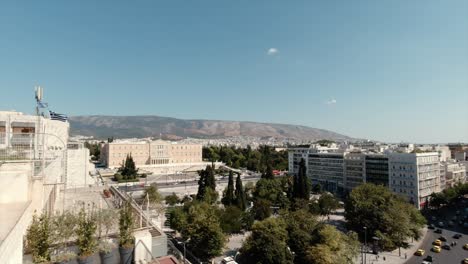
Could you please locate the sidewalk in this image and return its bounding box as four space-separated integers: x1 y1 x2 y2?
355 227 428 264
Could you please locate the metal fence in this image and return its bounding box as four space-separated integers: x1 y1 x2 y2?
0 132 38 160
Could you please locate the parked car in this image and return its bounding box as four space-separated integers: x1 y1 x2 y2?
453 234 462 239
424 255 434 262
432 246 441 253
439 236 447 242
434 228 443 234
442 244 451 250
414 249 425 256
428 224 435 229
463 244 468 250
433 239 442 246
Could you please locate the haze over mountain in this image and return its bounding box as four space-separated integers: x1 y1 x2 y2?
69 115 352 141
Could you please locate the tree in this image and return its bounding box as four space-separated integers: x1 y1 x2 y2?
119 202 135 249
26 212 52 263
292 158 310 201
196 165 217 202
145 183 163 204
219 206 243 234
317 193 340 216
253 178 290 209
165 192 180 206
117 154 138 181
174 202 226 261
305 225 359 264
222 171 235 207
76 207 97 259
344 184 426 251
262 163 275 179
238 218 293 264
282 209 319 264
52 210 77 245
235 173 247 211
251 199 272 221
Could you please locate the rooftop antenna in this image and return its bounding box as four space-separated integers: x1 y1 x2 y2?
34 86 48 116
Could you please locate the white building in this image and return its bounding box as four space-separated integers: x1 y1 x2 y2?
388 152 440 209
444 161 467 188
0 111 91 263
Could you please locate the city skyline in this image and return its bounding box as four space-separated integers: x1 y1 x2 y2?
1 1 467 143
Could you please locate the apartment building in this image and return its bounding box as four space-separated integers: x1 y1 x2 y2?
444 161 467 188
388 152 440 209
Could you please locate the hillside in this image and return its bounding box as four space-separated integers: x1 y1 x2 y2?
69 115 352 141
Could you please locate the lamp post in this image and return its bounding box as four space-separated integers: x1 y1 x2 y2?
363 226 367 264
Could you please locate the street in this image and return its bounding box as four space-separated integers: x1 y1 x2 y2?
407 200 468 264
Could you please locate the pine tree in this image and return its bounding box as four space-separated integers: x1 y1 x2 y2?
293 158 310 200
196 169 207 201
204 165 216 190
222 171 235 206
235 173 247 211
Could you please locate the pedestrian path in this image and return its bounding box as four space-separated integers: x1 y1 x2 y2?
356 227 428 264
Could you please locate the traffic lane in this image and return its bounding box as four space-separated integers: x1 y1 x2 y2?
407 227 467 264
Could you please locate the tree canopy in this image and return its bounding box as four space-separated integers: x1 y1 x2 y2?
292 158 310 201
344 183 426 251
168 202 226 261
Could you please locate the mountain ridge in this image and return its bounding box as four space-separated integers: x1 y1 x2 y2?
68 115 353 141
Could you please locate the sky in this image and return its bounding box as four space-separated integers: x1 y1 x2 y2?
0 1 467 143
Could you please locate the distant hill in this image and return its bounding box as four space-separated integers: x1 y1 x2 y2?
69 115 352 141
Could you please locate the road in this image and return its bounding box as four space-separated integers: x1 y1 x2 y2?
407 200 468 264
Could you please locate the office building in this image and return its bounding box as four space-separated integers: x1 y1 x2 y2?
388 152 440 209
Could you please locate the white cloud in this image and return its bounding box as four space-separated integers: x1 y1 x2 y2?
326 98 337 105
267 48 279 55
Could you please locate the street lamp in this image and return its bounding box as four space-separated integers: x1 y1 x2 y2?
363 226 367 264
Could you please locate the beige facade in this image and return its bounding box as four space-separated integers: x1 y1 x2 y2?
101 139 202 168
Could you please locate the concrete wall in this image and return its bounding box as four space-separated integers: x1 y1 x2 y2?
66 148 94 188
0 163 31 203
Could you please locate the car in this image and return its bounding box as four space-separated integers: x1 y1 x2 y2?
432 246 441 253
449 221 455 227
454 234 462 239
433 239 442 246
464 258 468 264
464 244 468 250
439 236 447 242
438 221 444 227
434 228 443 234
431 216 437 221
456 210 461 215
415 249 425 256
464 222 468 228
428 224 435 229
442 244 451 250
424 255 434 262
421 261 431 264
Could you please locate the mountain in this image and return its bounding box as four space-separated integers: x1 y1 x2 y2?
68 115 352 141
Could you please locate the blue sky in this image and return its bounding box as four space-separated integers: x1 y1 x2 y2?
0 1 467 143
